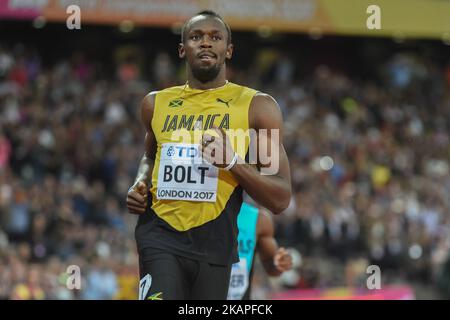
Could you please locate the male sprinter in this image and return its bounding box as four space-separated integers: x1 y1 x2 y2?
127 10 291 300
227 202 293 300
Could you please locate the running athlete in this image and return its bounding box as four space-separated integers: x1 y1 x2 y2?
227 202 293 300
127 10 291 300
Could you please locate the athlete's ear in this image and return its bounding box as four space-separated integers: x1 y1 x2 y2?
178 43 185 59
226 43 233 60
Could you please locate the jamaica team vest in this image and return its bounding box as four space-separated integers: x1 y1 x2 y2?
150 81 258 232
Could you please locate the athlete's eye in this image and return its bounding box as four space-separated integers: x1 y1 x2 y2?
212 35 222 41
190 35 200 40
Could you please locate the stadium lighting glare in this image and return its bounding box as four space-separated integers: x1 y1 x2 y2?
257 25 273 38
319 156 334 171
409 244 423 260
119 20 135 33
32 16 46 29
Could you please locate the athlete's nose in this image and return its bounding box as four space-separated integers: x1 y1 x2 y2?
200 36 212 48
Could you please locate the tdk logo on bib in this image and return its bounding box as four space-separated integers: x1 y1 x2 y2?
167 145 200 161
157 143 218 202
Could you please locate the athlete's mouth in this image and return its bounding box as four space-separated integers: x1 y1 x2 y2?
198 52 216 62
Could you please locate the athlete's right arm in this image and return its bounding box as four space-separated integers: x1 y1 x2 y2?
126 92 157 215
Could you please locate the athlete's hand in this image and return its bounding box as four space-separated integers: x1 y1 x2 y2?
127 181 148 214
274 247 293 273
200 126 237 169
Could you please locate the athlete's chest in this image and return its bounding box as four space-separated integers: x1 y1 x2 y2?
154 94 248 137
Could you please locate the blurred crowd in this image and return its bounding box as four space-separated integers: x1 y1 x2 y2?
1 40 450 299
262 50 450 299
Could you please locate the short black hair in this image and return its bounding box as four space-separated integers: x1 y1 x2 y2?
181 10 232 45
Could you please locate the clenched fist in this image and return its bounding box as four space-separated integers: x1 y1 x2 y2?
200 126 238 169
274 247 293 273
127 181 148 214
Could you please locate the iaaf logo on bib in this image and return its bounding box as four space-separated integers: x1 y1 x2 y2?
167 146 175 157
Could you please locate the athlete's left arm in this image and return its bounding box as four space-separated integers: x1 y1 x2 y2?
257 208 293 276
231 93 292 214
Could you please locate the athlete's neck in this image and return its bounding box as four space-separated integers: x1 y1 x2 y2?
186 67 228 90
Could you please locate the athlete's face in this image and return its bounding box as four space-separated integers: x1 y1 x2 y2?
179 16 233 83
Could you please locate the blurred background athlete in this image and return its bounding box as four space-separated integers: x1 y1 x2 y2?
227 202 293 300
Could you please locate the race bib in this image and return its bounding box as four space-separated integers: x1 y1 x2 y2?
227 258 249 300
156 143 218 202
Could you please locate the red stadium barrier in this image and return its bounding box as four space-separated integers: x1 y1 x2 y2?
270 285 415 300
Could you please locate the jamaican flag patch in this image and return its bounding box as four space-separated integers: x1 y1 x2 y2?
168 99 183 108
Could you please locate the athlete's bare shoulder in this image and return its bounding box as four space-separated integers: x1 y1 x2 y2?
253 92 278 102
141 91 158 111
248 92 283 131
140 91 158 130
